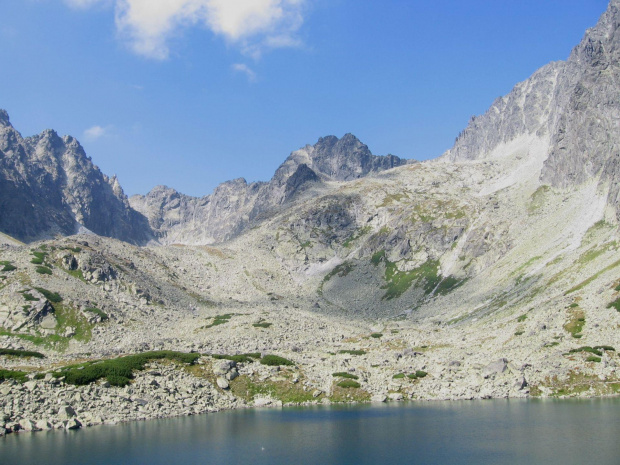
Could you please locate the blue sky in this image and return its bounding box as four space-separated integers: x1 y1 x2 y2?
0 0 609 197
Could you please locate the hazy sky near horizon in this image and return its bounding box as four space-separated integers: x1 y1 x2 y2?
0 0 609 196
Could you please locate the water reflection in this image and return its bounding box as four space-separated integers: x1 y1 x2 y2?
2 399 619 465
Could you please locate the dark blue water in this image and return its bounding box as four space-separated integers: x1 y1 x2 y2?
2 399 619 464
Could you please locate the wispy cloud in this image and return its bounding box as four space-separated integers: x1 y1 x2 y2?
65 0 307 60
83 125 107 140
232 63 256 82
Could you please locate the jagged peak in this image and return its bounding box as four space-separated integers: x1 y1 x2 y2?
0 109 11 127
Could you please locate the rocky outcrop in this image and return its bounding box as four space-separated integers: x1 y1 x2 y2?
443 0 620 218
0 111 152 244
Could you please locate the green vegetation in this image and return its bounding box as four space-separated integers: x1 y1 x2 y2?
1 264 17 272
565 258 620 294
34 287 62 303
337 380 361 389
408 370 428 379
0 369 27 383
55 351 200 387
528 185 550 212
253 321 272 328
332 372 359 380
0 348 45 358
586 356 601 363
323 262 355 283
371 250 464 300
84 307 109 321
35 266 53 275
564 310 585 338
205 314 234 328
338 349 366 356
212 353 260 364
370 333 383 339
342 226 371 248
606 297 620 312
55 303 94 343
260 355 294 366
20 291 39 302
567 346 615 357
514 331 524 336
230 374 316 404
517 314 528 322
392 373 405 379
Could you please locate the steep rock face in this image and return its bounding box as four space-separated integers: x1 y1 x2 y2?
130 134 409 244
443 0 620 217
0 111 151 244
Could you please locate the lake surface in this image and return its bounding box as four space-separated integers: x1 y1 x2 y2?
2 398 620 464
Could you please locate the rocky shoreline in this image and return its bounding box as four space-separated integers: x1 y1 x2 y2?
3 346 619 437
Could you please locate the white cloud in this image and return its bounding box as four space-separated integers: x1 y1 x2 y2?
232 63 256 82
83 125 107 140
66 0 307 60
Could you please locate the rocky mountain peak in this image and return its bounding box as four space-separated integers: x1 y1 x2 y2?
0 109 11 127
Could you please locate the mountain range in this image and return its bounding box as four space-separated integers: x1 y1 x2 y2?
1 0 620 432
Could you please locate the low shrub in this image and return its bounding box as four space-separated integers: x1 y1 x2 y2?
337 380 361 389
586 356 601 363
370 333 383 338
34 287 62 303
0 369 27 383
568 346 603 357
338 349 366 356
84 307 108 321
56 351 200 387
332 372 359 380
415 370 427 378
260 355 294 366
253 322 272 328
212 353 259 364
1 264 17 272
35 266 52 275
392 373 405 379
0 348 45 358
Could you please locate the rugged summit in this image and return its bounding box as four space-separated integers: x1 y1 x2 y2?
129 134 409 244
0 112 151 244
444 0 620 216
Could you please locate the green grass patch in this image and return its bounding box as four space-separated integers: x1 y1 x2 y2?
517 314 528 322
253 322 272 328
2 264 17 272
84 307 108 321
568 346 603 357
392 373 405 379
586 356 601 363
342 226 371 248
332 372 359 380
408 370 428 379
564 310 585 338
56 351 200 387
565 258 620 294
337 380 361 389
205 314 233 328
606 297 620 312
0 348 45 358
20 291 39 302
230 374 316 404
31 257 44 265
323 262 355 283
260 355 294 366
212 353 260 364
34 287 62 303
338 349 366 356
0 369 27 383
35 266 53 275
370 333 382 339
